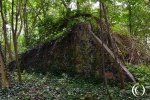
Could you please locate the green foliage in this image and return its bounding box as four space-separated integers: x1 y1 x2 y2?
127 64 150 85
33 11 93 46
37 16 60 42
1 71 150 100
25 0 150 49
1 0 150 52
18 35 27 53
108 0 150 37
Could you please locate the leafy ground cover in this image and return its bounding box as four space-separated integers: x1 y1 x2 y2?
0 64 150 100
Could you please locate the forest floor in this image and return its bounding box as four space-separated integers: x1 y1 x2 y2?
0 64 150 100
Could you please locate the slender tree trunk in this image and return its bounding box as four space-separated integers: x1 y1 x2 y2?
23 0 29 47
11 0 22 82
0 0 14 62
128 1 134 63
13 35 21 82
128 0 132 35
103 1 125 89
99 1 112 100
0 44 9 88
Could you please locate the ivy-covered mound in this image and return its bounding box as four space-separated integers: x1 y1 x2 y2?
14 23 107 79
9 22 149 81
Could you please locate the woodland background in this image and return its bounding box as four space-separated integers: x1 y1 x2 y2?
0 0 150 99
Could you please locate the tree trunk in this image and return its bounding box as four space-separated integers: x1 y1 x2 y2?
128 0 132 35
99 1 112 99
0 44 9 88
23 0 29 47
0 0 14 62
11 0 22 82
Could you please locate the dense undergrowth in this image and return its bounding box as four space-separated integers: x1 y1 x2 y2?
0 64 150 100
